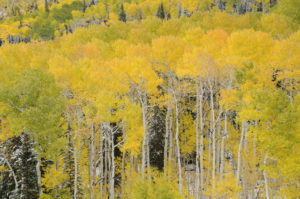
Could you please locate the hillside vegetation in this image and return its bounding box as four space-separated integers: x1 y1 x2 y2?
0 0 299 199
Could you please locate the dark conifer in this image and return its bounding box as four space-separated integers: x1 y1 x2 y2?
156 3 165 19
119 4 127 22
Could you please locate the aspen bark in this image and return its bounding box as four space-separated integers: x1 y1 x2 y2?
146 133 151 181
216 117 221 178
109 125 115 199
199 85 204 193
219 111 227 181
164 104 171 176
121 124 126 197
209 80 216 195
89 124 95 199
104 131 109 196
99 126 104 199
168 111 173 169
36 158 43 195
141 92 148 179
175 100 182 193
263 155 270 199
237 121 247 185
195 86 200 199
73 139 78 199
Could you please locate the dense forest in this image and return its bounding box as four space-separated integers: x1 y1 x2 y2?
0 0 299 198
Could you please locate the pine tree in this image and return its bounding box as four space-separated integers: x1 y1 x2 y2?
156 3 165 19
119 4 127 22
0 133 39 199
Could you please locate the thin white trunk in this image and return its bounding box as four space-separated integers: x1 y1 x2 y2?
220 111 227 181
175 100 182 193
109 125 115 199
263 155 270 199
89 124 95 199
195 87 200 199
164 104 171 176
99 127 104 199
141 92 148 179
104 132 109 196
121 125 126 197
36 158 43 195
199 84 204 193
168 111 173 166
237 121 246 185
216 115 221 179
209 80 216 195
242 123 249 198
146 133 151 181
74 141 78 199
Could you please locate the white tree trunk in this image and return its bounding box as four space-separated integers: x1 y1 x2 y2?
195 86 200 199
219 111 227 181
89 124 95 199
74 141 78 199
164 104 171 176
36 158 43 195
121 124 127 197
168 111 173 167
237 121 246 185
209 80 216 196
104 131 109 196
99 126 104 199
175 100 183 193
109 125 115 199
263 155 270 199
141 92 148 179
199 84 204 195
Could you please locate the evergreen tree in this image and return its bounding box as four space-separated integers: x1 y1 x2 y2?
156 3 165 19
0 133 39 199
119 4 127 22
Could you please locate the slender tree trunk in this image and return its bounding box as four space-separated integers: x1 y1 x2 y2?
141 93 146 177
242 122 249 198
146 132 151 181
36 158 43 196
89 124 96 199
104 131 109 197
140 91 150 180
109 124 115 199
209 80 216 196
99 126 104 199
164 104 171 176
263 155 270 199
141 103 147 178
168 110 173 175
107 127 111 197
121 125 127 197
199 83 204 195
220 111 227 181
216 116 221 178
237 121 246 185
73 138 78 199
195 86 200 199
175 100 182 193
252 121 258 198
